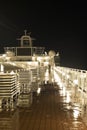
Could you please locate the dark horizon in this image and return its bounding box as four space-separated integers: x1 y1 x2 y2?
0 1 87 70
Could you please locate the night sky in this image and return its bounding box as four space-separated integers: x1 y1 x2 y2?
0 1 87 70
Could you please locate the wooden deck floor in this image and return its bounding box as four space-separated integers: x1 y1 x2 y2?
18 84 87 130
0 83 87 130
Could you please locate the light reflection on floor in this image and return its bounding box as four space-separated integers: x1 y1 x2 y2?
60 83 87 126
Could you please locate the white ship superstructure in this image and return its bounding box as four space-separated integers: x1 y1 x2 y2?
0 30 60 110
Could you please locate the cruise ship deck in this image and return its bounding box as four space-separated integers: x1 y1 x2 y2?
0 31 87 130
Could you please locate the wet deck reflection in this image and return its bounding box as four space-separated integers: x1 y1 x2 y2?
0 83 87 130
